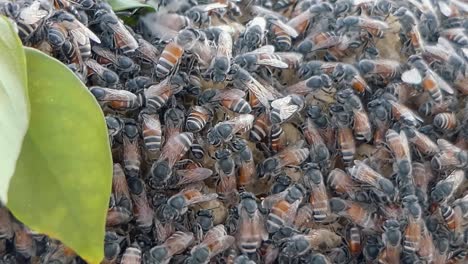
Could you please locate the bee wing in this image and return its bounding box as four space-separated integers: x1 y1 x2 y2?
231 114 255 133
112 164 131 200
310 35 344 52
284 200 301 226
92 46 119 64
19 2 49 24
452 0 468 12
175 168 213 186
141 113 161 130
85 59 106 76
399 130 411 162
437 139 457 152
269 18 298 37
185 193 218 207
208 235 235 257
244 45 275 55
159 132 194 166
261 192 287 209
108 19 138 50
93 87 137 102
137 38 160 62
433 72 455 95
212 89 246 101
197 3 228 11
144 79 175 98
271 96 299 120
437 1 453 17
66 19 101 44
256 58 289 68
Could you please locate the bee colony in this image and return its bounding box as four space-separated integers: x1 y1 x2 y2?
1 0 468 263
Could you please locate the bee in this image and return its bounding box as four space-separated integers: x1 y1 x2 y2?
11 0 51 44
84 59 119 87
90 86 141 111
94 7 138 54
155 28 199 78
431 169 465 204
402 195 423 253
431 139 467 170
257 146 309 179
229 138 255 189
329 198 381 231
401 126 439 156
46 10 99 62
198 89 251 114
127 177 153 233
162 186 218 221
103 232 121 264
385 129 412 175
302 117 329 165
279 229 341 258
143 74 185 112
122 121 141 178
263 184 305 234
402 55 454 104
358 59 401 85
147 231 194 264
231 64 282 109
150 132 194 184
121 244 142 264
269 94 305 124
185 105 213 133
421 38 466 81
185 3 228 26
13 223 36 259
347 226 362 256
348 160 396 198
393 7 425 55
139 111 162 154
238 17 267 53
236 192 268 255
207 114 254 146
187 225 235 264
302 163 330 222
305 105 335 151
205 28 232 82
378 220 402 264
214 149 238 204
112 163 132 211
92 45 139 76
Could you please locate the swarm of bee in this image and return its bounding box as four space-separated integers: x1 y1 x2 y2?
1 0 468 263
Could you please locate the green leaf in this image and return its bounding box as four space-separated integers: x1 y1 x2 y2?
7 48 112 264
108 0 155 11
0 16 29 203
